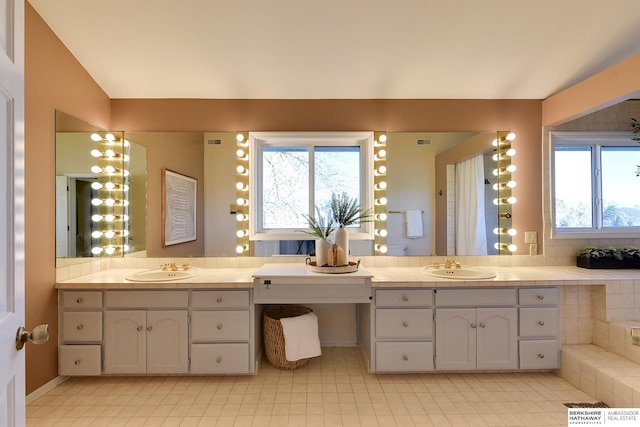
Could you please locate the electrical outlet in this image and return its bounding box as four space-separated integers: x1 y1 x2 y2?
529 243 538 255
524 231 537 244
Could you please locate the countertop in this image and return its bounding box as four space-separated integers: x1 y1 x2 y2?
55 264 640 290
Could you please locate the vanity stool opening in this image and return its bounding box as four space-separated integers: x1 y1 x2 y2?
263 305 315 370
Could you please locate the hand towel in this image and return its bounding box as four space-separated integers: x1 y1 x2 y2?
280 312 322 361
406 209 423 239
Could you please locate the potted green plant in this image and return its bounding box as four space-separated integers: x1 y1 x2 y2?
300 207 334 266
330 192 373 263
576 245 640 269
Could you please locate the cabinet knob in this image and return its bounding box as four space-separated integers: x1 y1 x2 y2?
470 323 477 329
137 326 143 332
479 323 486 328
217 297 223 303
74 360 81 365
76 324 83 330
402 321 408 328
402 355 408 361
216 357 222 363
147 325 153 332
402 296 409 302
538 321 545 326
537 295 544 300
537 354 545 359
217 324 223 330
76 298 83 304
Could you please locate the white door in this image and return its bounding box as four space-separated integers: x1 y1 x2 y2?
0 1 25 426
435 308 476 370
146 310 188 374
103 311 146 374
476 308 518 370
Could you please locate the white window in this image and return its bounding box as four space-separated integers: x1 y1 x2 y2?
550 132 640 238
249 132 373 241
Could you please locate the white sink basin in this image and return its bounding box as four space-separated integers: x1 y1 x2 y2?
125 268 200 282
423 266 496 280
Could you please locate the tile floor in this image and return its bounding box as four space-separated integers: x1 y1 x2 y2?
27 348 595 426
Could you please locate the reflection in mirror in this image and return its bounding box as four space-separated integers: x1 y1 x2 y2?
55 111 147 265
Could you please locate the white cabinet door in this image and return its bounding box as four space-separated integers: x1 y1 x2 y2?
435 308 476 371
146 311 188 373
476 308 518 370
104 311 146 374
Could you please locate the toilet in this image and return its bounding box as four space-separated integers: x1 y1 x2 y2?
387 244 407 256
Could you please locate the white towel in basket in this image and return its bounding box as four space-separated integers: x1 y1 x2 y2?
280 312 322 361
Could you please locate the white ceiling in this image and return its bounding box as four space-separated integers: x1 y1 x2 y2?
28 0 640 100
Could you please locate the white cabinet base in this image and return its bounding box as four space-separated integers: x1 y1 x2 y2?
59 345 101 376
376 342 433 372
191 344 250 374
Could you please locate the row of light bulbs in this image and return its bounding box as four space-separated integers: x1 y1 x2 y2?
235 133 250 255
374 133 388 254
493 132 517 253
89 132 131 257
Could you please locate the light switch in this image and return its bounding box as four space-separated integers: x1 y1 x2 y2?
524 231 537 244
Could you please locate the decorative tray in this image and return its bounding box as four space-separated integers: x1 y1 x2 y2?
305 258 360 274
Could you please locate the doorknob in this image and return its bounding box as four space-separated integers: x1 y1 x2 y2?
16 324 50 350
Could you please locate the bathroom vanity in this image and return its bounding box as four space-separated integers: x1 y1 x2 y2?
57 263 631 376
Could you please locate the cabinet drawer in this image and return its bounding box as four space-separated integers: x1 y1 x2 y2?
519 340 560 369
191 343 249 374
519 288 559 306
376 341 433 372
376 289 433 307
62 312 103 342
519 308 559 337
191 311 250 341
59 345 102 376
61 291 103 309
105 291 188 308
191 290 250 309
436 289 517 306
376 309 433 339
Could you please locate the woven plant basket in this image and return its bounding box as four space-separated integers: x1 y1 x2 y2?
263 305 313 370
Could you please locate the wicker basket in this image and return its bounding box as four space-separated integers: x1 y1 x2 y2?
263 305 313 370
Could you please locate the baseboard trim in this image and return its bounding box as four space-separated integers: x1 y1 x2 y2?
26 375 69 405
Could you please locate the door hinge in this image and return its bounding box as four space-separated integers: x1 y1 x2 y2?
188 357 191 367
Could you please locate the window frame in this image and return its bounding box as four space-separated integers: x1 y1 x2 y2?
248 131 374 241
550 131 640 239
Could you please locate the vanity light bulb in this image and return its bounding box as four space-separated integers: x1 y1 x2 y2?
376 229 388 237
236 165 246 174
123 244 130 252
507 244 517 252
123 230 130 237
123 184 129 192
376 213 387 221
505 148 516 157
105 133 116 142
105 182 115 190
377 165 387 174
122 215 129 221
492 183 499 191
91 166 103 174
236 213 246 221
507 196 517 204
105 149 116 158
90 133 102 142
378 134 387 143
506 164 516 173
91 198 103 206
123 170 130 177
236 197 247 206
236 133 245 142
91 214 103 222
105 230 116 239
91 231 103 239
104 214 116 222
376 181 387 190
91 182 103 190
90 149 103 158
492 169 499 176
105 198 116 206
376 149 387 159
506 180 516 188
236 244 247 254
123 154 130 162
505 132 516 141
236 149 246 158
377 197 387 205
236 230 248 238
104 165 116 174
123 140 130 147
492 138 498 147
123 200 130 207
493 228 500 235
91 247 104 255
507 228 517 236
105 246 116 255
236 182 247 190
376 244 388 254
492 153 499 161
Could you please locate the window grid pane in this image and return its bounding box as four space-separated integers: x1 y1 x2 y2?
554 146 593 228
315 146 361 226
601 146 640 227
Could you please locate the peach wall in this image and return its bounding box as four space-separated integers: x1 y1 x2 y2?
542 52 640 126
25 3 111 394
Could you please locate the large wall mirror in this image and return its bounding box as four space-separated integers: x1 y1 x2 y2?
55 115 519 265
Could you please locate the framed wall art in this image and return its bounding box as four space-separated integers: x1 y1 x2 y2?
162 168 197 246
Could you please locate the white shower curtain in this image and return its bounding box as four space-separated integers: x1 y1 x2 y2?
455 154 487 255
